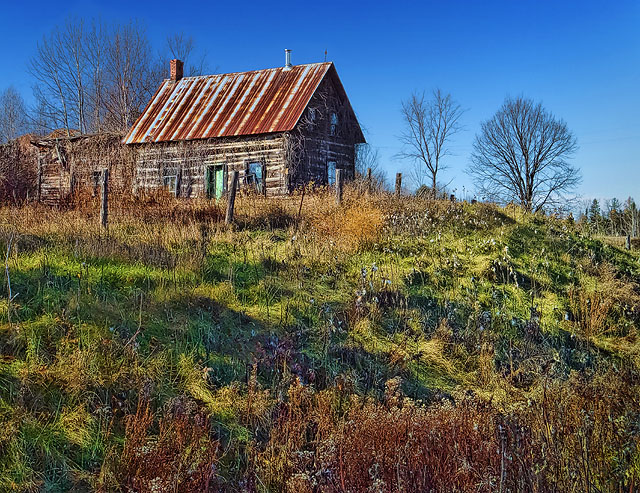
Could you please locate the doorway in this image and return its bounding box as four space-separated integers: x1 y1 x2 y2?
205 164 225 199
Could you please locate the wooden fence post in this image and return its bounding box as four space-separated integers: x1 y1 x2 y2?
626 235 631 250
225 170 239 225
395 172 402 196
366 167 372 193
336 168 343 205
175 167 182 198
100 168 109 228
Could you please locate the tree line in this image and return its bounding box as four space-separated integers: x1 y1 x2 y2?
581 197 639 237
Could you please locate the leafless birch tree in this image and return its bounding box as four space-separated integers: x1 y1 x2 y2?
467 96 580 212
102 22 164 131
28 18 175 134
398 89 464 197
0 87 29 143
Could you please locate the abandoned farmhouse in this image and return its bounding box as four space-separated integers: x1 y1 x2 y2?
31 52 365 204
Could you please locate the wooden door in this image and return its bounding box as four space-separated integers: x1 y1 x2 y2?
215 166 224 199
206 164 225 199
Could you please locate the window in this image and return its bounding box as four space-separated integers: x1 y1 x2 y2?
330 112 338 136
327 161 337 185
163 174 177 193
246 161 264 193
307 107 317 130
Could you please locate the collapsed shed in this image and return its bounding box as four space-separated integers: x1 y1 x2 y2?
31 132 135 205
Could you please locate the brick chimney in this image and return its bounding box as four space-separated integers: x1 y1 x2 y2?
170 59 184 81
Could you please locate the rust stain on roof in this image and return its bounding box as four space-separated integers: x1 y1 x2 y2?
124 62 333 144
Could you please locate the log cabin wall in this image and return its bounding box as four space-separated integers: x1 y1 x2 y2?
132 133 288 198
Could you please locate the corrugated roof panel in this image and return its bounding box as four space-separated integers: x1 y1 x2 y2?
123 62 333 144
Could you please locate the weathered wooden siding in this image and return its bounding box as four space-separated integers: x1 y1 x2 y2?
33 134 134 205
132 133 288 197
286 75 362 188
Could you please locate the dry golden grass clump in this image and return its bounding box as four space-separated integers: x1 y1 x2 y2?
308 198 385 251
569 262 640 339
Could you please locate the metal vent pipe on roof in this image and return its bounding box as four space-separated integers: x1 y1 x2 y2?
284 49 292 70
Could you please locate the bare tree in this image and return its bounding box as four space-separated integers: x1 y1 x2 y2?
102 21 164 132
166 33 209 76
64 19 88 133
398 89 464 197
29 18 166 135
355 143 387 190
30 96 55 136
468 96 580 212
29 27 74 134
85 20 108 132
0 87 29 143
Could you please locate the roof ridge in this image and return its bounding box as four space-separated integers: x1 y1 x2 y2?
168 62 333 81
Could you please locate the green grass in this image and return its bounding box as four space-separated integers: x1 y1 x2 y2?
1 199 639 490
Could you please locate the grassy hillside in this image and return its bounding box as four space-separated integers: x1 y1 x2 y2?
1 190 639 492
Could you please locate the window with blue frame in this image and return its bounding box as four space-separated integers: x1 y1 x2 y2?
246 161 264 193
162 169 177 193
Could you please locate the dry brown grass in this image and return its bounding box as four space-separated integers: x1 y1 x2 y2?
0 185 392 259
308 199 385 251
100 395 219 492
252 371 640 493
569 263 640 339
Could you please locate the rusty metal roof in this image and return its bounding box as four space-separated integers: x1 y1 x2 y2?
123 62 336 144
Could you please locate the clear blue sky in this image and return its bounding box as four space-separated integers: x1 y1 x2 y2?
1 0 638 201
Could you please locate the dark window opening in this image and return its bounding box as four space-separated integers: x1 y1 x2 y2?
246 161 264 193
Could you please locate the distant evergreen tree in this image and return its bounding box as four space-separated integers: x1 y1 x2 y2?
610 197 621 212
588 199 600 222
607 198 622 235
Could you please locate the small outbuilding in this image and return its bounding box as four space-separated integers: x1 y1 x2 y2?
123 52 365 198
31 132 134 205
